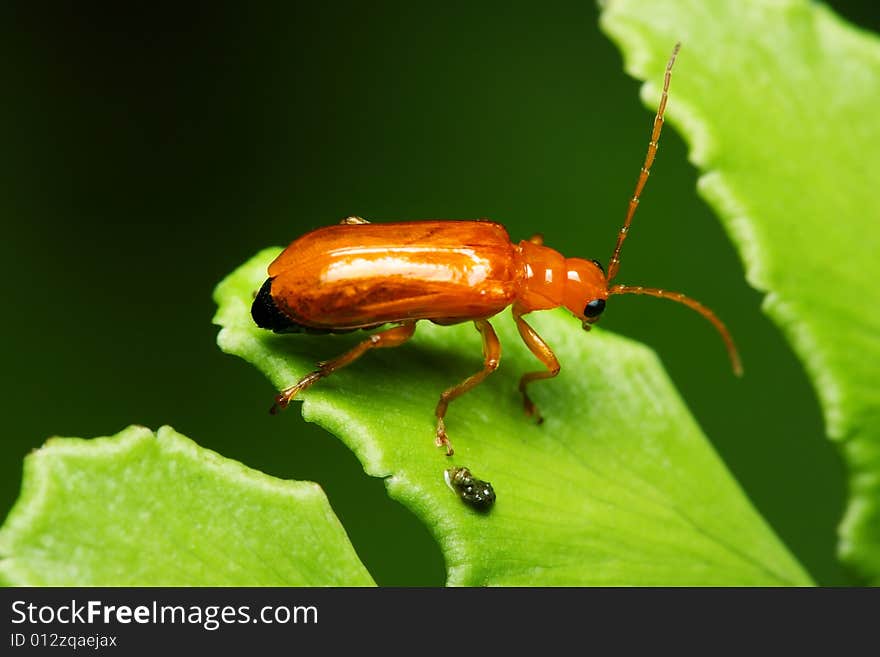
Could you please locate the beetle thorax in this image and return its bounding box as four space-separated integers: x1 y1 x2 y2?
515 241 569 312
516 241 608 319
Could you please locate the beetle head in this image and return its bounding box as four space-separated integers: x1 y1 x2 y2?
562 258 608 330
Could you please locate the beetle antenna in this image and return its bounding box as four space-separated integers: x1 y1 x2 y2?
606 42 680 283
608 283 743 376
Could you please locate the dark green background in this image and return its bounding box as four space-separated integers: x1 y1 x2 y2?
1 2 876 585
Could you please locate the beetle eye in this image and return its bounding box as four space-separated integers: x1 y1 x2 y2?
583 298 606 318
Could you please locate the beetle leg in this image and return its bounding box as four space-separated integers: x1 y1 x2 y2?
434 319 501 456
339 216 370 224
270 321 416 414
512 305 560 424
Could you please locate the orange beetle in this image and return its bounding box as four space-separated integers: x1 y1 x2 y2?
251 44 741 455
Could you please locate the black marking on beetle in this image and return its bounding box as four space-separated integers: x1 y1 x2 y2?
251 278 304 333
251 278 381 335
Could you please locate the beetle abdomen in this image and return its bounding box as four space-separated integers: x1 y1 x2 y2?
265 221 520 329
252 277 361 334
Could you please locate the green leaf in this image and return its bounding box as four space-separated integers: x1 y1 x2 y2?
0 425 374 586
600 0 880 583
214 249 810 585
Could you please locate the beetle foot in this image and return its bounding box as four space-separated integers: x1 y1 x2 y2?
434 421 455 456
269 371 322 414
269 393 290 415
521 393 545 425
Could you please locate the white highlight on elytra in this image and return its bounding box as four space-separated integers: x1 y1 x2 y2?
323 247 491 287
